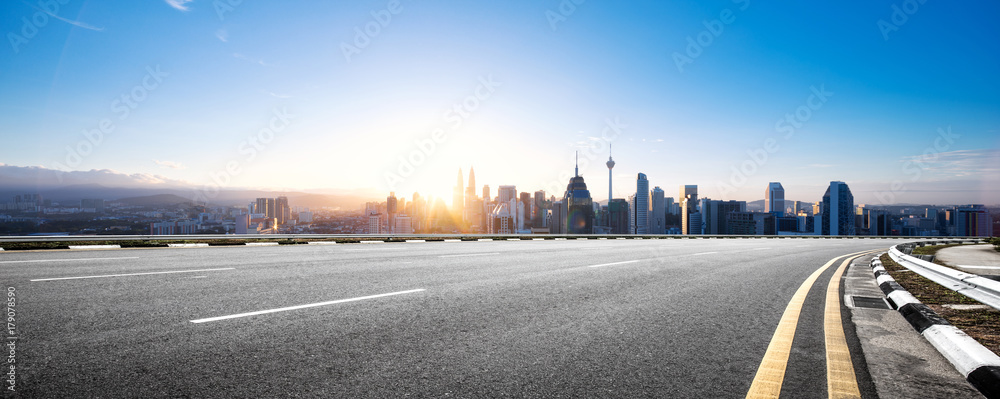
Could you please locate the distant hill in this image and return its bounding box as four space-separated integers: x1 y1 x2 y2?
116 194 194 207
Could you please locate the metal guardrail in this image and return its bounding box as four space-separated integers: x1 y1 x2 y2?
0 234 987 243
888 241 1000 311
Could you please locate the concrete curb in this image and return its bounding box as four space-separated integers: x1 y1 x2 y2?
245 242 279 246
167 243 209 248
67 245 121 250
871 256 1000 398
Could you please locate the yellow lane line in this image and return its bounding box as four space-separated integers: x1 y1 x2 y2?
824 254 869 399
745 250 873 399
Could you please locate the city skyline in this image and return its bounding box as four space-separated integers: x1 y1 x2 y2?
2 2 999 205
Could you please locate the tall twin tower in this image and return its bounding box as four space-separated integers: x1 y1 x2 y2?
453 167 476 213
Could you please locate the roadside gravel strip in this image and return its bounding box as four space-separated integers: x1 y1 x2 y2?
870 256 1000 398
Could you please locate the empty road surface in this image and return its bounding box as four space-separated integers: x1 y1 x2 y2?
2 237 910 397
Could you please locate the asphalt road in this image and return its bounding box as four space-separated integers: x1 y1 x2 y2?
2 237 911 397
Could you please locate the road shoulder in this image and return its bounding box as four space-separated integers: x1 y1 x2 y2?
845 255 982 398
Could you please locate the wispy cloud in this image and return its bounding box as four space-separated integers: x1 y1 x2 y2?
154 160 186 170
19 0 103 31
215 28 228 42
233 53 273 67
898 148 1000 179
262 91 291 99
165 0 195 11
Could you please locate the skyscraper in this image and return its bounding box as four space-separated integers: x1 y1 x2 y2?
519 192 533 229
650 186 665 234
453 168 464 223
608 198 630 234
633 174 649 234
821 181 855 236
679 185 698 235
532 190 547 227
464 167 480 231
386 192 398 233
702 199 747 234
255 197 275 220
765 182 784 216
564 153 595 234
955 205 989 237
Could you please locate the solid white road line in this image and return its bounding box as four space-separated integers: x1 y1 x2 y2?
31 267 235 282
344 247 404 252
439 252 500 258
691 252 718 256
587 260 640 268
0 256 140 264
190 288 426 323
958 265 1000 270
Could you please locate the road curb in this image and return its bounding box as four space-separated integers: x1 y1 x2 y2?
167 243 209 248
870 256 1000 398
67 245 121 250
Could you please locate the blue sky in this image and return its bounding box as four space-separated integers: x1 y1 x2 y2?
1 0 998 205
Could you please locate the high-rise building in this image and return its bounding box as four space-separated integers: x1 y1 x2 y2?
633 174 649 234
702 199 747 234
498 185 517 204
453 168 465 223
550 201 567 234
255 198 275 220
519 192 533 229
650 187 665 234
466 167 477 199
394 215 413 234
532 191 547 227
368 213 382 234
608 198 630 234
680 185 698 234
765 182 784 216
821 181 855 236
80 198 105 213
564 153 595 234
463 168 480 232
955 205 989 237
865 208 889 236
483 185 491 203
386 192 398 233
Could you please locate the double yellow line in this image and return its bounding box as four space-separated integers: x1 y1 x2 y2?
746 250 877 399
